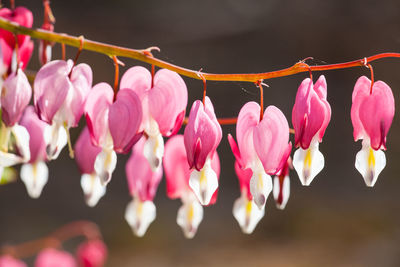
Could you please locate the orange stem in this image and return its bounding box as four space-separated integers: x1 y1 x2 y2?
112 55 119 100
367 63 374 94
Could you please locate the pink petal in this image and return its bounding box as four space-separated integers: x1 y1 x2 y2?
126 137 163 201
35 248 77 267
84 83 114 147
0 255 27 267
228 134 242 167
0 7 33 50
18 37 33 70
253 105 291 175
120 66 152 101
164 134 191 199
351 76 370 141
76 239 108 267
208 151 221 205
184 97 222 170
0 38 12 69
74 127 101 174
19 106 47 163
34 60 72 124
109 89 143 153
149 69 188 136
1 69 32 126
234 161 252 200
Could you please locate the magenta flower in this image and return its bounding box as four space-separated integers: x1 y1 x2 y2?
125 137 162 237
74 127 105 207
34 59 93 160
272 158 291 210
76 239 107 267
184 96 222 205
0 6 34 73
19 106 49 198
164 134 220 238
351 76 395 186
120 66 187 171
292 75 331 186
232 161 264 234
85 82 142 185
0 255 27 267
228 102 291 209
35 248 77 267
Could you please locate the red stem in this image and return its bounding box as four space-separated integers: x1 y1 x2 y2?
367 63 374 94
112 55 119 101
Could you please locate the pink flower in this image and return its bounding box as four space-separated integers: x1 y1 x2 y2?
1 68 32 127
120 66 187 170
272 158 291 210
0 6 34 72
125 137 162 237
19 106 49 198
74 128 105 207
0 255 27 267
38 22 54 66
292 75 331 186
35 248 76 267
84 83 142 185
228 102 291 209
34 59 92 160
184 96 222 205
164 134 220 238
351 76 395 186
76 239 107 267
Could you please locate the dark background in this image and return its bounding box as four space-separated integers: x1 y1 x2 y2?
1 0 400 266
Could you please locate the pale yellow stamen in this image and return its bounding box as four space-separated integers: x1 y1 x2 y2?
257 173 264 190
187 203 194 223
368 148 375 168
304 148 312 169
245 199 252 216
137 200 143 216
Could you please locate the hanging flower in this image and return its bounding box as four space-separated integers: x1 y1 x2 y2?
34 59 92 160
228 102 291 209
292 75 331 186
74 127 105 207
184 96 222 206
125 137 162 237
19 106 48 198
0 255 27 267
38 22 54 66
85 83 142 185
120 66 187 171
76 239 108 267
232 161 264 234
272 158 291 210
164 134 220 238
351 76 395 186
35 248 77 267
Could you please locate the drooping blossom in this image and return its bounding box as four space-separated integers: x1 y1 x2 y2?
34 59 92 160
38 22 54 66
164 134 220 238
35 248 77 267
125 137 162 237
272 158 291 210
0 255 27 267
0 6 34 73
76 239 107 267
184 96 222 206
292 75 331 186
232 161 264 234
85 82 142 185
74 127 105 207
351 76 395 187
120 66 187 171
19 106 49 198
228 102 291 209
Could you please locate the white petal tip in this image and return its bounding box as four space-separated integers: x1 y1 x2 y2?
81 174 106 207
249 171 272 210
233 197 265 234
125 199 156 237
188 160 218 206
355 144 386 188
20 162 48 199
293 144 324 187
177 200 203 238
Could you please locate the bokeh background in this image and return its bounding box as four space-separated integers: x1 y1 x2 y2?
1 0 400 266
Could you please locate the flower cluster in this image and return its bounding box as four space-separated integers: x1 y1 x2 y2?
0 5 396 239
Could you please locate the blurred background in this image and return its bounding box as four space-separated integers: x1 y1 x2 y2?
1 0 400 266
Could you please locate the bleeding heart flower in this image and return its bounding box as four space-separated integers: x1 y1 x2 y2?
273 158 291 210
35 248 77 267
34 59 92 160
292 75 331 186
0 6 34 72
76 239 107 267
184 96 222 206
85 82 142 185
38 22 54 66
74 127 105 207
19 106 49 198
164 134 220 238
351 76 395 187
0 255 27 267
232 161 264 234
125 137 162 237
228 102 291 209
120 66 187 171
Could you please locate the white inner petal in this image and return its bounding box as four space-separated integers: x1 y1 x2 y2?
143 133 164 171
189 158 218 206
44 122 67 160
20 161 48 199
273 175 290 210
293 140 324 186
125 197 156 237
355 140 386 187
249 161 272 209
233 195 265 234
177 198 203 239
94 148 117 186
11 124 31 163
80 173 107 207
